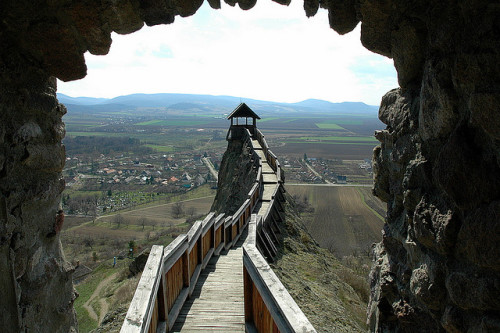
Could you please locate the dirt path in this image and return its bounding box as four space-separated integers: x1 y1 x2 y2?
83 272 118 324
99 298 110 324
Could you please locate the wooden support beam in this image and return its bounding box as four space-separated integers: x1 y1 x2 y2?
243 266 253 324
182 250 189 289
158 275 168 325
243 246 316 332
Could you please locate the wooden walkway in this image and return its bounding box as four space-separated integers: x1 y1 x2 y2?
171 136 278 332
171 232 246 332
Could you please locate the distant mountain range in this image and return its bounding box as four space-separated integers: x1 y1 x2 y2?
57 93 379 116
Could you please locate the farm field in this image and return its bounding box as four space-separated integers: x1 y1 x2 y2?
273 142 376 160
63 194 215 240
61 189 216 332
61 191 216 266
57 94 389 331
97 195 214 227
135 119 214 126
287 185 385 258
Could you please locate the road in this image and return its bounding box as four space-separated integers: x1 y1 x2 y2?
304 161 332 184
202 157 218 181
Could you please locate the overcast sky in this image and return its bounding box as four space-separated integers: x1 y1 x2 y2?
57 0 398 106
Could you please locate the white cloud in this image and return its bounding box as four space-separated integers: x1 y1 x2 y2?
58 0 398 105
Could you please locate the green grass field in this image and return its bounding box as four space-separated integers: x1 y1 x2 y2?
143 144 174 152
258 117 280 122
135 119 209 126
285 141 377 146
315 123 345 130
66 131 122 137
299 136 377 142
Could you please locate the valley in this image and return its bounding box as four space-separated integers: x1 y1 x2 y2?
59 93 386 332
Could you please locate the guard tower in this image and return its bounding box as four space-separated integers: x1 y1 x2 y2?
226 103 261 140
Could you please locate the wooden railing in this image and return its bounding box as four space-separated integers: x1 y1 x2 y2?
121 127 314 332
243 129 316 332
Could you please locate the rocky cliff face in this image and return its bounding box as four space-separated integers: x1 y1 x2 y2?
213 131 367 332
1 0 499 331
366 3 500 331
0 60 77 331
211 133 257 215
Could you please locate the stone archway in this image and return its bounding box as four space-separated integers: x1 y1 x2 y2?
1 0 499 331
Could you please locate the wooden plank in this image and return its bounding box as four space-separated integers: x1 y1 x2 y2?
157 275 168 324
252 279 277 333
232 224 238 240
243 246 316 332
244 266 253 323
166 257 184 312
215 225 222 250
163 235 188 273
171 235 246 333
182 251 189 289
187 221 202 252
121 245 164 333
188 243 198 281
201 212 215 235
202 232 211 259
147 298 158 333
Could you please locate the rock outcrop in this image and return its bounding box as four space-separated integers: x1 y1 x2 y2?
0 61 77 331
128 250 150 276
211 130 257 215
366 2 500 331
0 0 499 331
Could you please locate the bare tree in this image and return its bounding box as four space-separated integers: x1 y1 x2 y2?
171 202 184 219
89 202 98 224
123 216 130 228
114 214 124 229
139 217 148 231
149 219 156 231
186 206 197 217
83 237 94 249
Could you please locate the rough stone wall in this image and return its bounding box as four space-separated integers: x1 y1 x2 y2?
1 0 499 331
0 55 77 331
365 2 500 331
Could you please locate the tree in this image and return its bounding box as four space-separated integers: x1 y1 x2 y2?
128 240 135 258
186 206 197 217
114 214 124 228
293 195 314 215
90 205 98 224
139 217 149 231
171 202 184 219
304 153 308 162
107 189 113 197
83 237 94 249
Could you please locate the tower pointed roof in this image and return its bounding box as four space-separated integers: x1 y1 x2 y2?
227 103 261 120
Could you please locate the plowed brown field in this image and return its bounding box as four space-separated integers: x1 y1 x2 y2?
287 185 385 257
